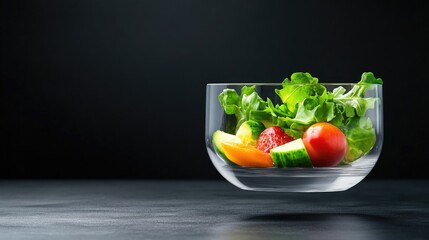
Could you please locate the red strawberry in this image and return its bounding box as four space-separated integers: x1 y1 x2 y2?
256 126 294 153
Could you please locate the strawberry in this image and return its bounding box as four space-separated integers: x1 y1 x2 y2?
256 126 294 153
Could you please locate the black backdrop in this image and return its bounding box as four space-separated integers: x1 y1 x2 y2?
1 0 428 179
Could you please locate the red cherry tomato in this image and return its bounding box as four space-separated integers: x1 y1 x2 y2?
302 122 348 167
256 126 294 153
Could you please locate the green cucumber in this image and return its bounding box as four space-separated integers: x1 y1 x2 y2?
235 120 266 145
270 138 313 168
212 130 241 165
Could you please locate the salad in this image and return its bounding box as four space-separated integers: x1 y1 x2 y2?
212 72 383 168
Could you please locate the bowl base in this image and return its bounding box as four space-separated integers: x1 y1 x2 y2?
217 165 368 192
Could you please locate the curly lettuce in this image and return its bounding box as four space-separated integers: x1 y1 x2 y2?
218 85 268 134
217 72 383 163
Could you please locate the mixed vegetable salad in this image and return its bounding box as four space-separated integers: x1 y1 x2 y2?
212 72 383 168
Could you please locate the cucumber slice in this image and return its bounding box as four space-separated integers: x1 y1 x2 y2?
212 130 241 165
270 138 313 168
235 120 265 145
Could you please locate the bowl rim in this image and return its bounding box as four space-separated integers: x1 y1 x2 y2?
207 83 382 86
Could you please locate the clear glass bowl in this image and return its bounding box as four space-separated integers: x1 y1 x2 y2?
206 83 383 192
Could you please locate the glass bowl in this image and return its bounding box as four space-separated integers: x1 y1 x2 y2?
206 82 383 192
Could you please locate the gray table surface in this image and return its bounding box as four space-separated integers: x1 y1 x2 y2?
0 179 427 240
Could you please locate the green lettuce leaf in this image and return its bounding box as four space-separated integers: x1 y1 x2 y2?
333 72 380 118
342 116 376 162
218 85 267 133
342 72 383 98
275 72 325 112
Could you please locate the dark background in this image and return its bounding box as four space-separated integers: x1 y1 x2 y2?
1 0 428 179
